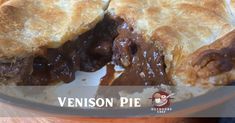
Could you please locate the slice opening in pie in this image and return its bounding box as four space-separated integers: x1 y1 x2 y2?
0 14 171 86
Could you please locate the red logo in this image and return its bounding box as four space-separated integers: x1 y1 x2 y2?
149 91 174 109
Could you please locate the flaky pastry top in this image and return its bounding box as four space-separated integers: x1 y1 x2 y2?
0 0 109 60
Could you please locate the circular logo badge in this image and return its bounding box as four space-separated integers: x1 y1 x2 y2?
149 91 173 108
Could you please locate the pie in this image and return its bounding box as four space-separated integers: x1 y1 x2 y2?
0 0 234 87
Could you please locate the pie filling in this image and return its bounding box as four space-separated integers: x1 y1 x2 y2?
0 15 170 86
101 21 170 85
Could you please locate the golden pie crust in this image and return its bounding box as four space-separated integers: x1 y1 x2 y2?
0 0 109 60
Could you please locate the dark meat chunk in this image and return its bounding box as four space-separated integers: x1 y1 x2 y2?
47 49 75 83
0 57 33 84
20 57 51 85
74 15 122 72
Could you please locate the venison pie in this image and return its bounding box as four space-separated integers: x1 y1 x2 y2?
0 0 234 87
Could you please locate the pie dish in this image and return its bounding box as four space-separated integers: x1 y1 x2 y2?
0 0 234 88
